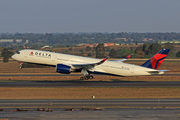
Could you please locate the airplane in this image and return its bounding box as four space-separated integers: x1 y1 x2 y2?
11 48 170 80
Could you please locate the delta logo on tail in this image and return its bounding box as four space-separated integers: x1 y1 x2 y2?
141 49 170 70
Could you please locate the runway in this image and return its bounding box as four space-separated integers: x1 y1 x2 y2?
1 108 180 120
0 72 180 87
0 98 180 108
1 81 180 87
0 73 179 76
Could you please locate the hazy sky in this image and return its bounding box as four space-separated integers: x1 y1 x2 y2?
0 0 180 33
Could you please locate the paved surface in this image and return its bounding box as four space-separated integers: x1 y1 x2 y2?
0 73 179 76
1 108 180 120
0 73 83 77
1 81 180 87
0 98 180 108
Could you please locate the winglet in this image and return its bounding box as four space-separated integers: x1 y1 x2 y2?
96 57 108 65
125 54 133 59
101 57 108 62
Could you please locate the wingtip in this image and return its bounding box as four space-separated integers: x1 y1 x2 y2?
126 54 133 59
102 57 108 62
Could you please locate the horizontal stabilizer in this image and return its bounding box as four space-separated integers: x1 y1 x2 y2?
146 70 169 74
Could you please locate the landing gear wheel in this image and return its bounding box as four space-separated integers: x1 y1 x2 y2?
90 76 94 79
85 76 90 80
80 75 93 80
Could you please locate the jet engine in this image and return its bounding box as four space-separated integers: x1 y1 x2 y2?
56 64 72 74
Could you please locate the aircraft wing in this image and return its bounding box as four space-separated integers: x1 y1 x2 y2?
71 57 108 70
112 54 132 62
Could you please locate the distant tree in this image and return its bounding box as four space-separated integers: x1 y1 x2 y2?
3 54 9 63
135 45 143 54
68 48 72 51
106 47 110 52
79 49 84 53
142 43 150 55
135 41 137 45
137 51 145 58
164 42 174 56
2 48 13 63
135 43 163 56
121 53 130 58
130 47 134 53
146 43 162 55
109 49 117 58
87 53 92 57
96 43 105 58
92 47 96 52
1 48 9 57
176 51 180 57
85 46 91 51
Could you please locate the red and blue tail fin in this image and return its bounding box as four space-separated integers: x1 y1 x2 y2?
141 49 170 70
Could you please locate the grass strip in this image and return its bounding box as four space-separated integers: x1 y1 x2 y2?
0 87 180 99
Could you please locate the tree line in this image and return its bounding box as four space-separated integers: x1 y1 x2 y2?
96 43 176 59
1 32 180 47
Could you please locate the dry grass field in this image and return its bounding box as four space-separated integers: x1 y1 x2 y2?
0 61 55 73
0 87 180 99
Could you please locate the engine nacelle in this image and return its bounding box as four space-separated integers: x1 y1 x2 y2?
56 64 71 74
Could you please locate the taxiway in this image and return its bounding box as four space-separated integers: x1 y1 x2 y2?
0 81 180 87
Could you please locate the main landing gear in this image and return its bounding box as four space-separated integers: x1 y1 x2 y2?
80 75 94 80
80 69 94 80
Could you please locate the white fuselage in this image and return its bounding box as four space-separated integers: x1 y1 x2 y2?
11 49 162 76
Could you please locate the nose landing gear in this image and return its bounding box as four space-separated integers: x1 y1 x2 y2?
18 62 22 69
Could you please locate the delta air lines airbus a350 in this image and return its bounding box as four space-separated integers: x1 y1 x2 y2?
11 49 170 80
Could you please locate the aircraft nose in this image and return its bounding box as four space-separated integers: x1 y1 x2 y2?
11 54 16 59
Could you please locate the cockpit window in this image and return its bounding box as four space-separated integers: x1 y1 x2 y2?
16 51 20 54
